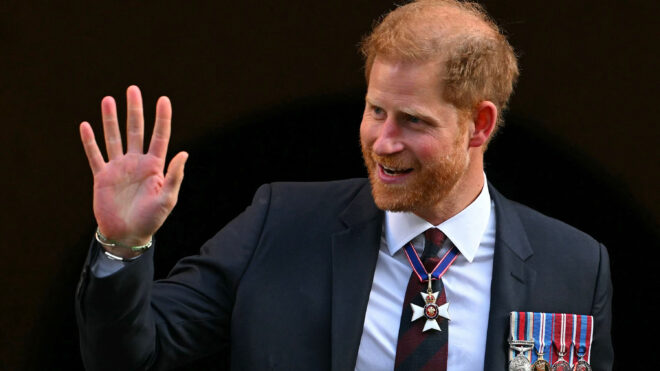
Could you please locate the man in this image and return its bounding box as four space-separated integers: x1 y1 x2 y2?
77 1 613 370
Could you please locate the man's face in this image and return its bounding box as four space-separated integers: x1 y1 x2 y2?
360 57 470 214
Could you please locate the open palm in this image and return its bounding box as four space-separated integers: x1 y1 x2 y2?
80 86 188 251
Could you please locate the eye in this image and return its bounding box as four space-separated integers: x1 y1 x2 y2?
371 106 386 119
406 114 421 124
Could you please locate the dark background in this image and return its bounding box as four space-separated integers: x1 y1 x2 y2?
1 1 658 370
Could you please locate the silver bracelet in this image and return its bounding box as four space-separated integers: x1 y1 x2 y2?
95 227 153 252
103 250 144 262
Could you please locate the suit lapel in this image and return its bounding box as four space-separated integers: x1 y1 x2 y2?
484 185 537 370
330 183 383 371
327 182 538 369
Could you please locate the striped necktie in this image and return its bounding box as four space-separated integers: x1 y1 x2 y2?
394 228 450 370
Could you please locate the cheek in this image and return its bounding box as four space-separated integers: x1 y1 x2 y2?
409 139 442 162
359 118 374 146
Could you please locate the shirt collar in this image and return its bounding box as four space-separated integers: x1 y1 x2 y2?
384 175 492 263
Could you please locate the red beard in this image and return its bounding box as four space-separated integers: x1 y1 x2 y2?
361 133 469 214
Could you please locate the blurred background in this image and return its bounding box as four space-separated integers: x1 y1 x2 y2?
0 1 657 369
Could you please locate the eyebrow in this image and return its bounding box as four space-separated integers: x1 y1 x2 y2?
400 107 435 123
365 97 437 125
397 105 438 126
364 97 379 108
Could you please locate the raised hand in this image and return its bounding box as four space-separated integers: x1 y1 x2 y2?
80 86 188 257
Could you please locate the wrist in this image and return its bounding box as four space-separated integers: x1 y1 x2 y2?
95 227 153 260
97 227 151 247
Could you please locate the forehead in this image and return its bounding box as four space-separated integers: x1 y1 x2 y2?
366 56 447 107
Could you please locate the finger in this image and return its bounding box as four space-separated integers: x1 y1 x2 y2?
79 122 106 175
101 96 123 160
148 96 172 160
126 85 145 153
161 151 188 209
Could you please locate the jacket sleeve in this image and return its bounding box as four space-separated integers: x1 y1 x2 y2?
75 184 272 371
589 243 614 370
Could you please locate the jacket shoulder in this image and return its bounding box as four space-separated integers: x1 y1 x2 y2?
509 199 600 247
491 185 601 250
266 178 371 211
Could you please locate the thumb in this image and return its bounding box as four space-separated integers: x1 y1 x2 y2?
161 151 189 208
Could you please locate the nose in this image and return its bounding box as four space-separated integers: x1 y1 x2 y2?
372 119 404 155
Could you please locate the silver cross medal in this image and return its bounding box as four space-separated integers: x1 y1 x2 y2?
410 273 450 332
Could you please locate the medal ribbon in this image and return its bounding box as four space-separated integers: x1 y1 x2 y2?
509 312 534 361
551 313 574 363
574 314 594 362
403 241 459 283
570 314 577 365
532 312 553 362
509 312 517 361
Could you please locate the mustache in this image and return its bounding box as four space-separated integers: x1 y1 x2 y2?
369 153 416 169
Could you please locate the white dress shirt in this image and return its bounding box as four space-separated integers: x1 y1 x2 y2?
355 179 496 370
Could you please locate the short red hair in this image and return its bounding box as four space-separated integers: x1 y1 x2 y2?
360 0 519 132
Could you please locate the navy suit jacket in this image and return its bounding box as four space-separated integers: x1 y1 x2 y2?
76 179 613 370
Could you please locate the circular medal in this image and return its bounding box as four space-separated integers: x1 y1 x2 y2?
424 303 439 319
573 360 592 371
509 354 532 371
532 359 551 371
552 360 571 371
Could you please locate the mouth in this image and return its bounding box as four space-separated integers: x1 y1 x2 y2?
379 164 413 176
377 163 414 184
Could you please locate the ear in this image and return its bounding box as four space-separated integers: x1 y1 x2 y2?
468 101 497 148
